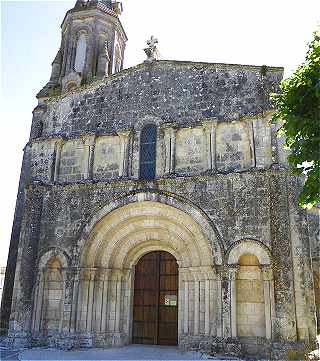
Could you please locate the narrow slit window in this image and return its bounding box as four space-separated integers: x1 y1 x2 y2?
140 125 157 180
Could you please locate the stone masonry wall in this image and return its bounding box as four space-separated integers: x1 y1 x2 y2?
35 61 283 139
36 173 275 259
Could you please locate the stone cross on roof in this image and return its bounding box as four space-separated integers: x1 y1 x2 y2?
147 36 158 48
144 35 160 63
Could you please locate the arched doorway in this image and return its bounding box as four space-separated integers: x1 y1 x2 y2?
132 251 178 346
76 194 223 347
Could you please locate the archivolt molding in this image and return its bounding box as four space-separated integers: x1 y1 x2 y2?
77 191 223 268
38 248 70 270
134 115 163 131
227 239 272 265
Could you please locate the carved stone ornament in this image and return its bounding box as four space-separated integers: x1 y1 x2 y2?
144 36 160 63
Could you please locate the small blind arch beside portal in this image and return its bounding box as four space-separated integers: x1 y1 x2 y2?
139 124 157 180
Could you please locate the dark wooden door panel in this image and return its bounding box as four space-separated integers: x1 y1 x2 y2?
132 251 178 346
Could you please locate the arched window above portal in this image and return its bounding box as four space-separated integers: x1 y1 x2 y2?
74 33 87 73
139 124 157 180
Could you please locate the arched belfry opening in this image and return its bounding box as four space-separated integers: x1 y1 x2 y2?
133 251 178 346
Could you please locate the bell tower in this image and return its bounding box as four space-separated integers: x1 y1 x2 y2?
38 0 127 97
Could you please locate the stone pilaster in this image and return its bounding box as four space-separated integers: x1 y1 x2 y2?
204 279 210 335
228 266 239 338
115 272 123 333
202 118 218 171
53 138 64 182
30 104 46 140
86 269 96 332
194 277 200 336
219 267 232 338
0 145 30 334
100 269 111 333
162 123 176 175
215 271 223 337
269 174 297 341
70 268 80 333
261 265 274 339
60 269 67 332
82 135 96 180
118 129 132 178
32 271 44 333
287 176 317 342
8 187 44 346
245 119 256 168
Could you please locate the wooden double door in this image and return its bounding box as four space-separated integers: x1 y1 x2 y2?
132 251 178 346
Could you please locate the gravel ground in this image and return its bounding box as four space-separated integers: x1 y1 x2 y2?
1 345 247 361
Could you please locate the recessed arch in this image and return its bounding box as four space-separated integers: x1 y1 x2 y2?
81 201 214 269
38 248 69 270
227 240 271 265
77 190 223 268
74 32 88 73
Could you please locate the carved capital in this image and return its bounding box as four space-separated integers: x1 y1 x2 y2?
80 268 97 281
161 122 177 135
82 134 96 146
55 137 65 148
260 265 273 281
227 265 239 281
202 118 218 130
95 268 111 281
110 269 124 281
117 129 132 139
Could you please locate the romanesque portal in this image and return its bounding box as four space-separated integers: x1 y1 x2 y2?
30 196 274 349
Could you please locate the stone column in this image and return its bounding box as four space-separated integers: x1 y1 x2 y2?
83 135 96 180
162 123 176 174
86 269 96 332
201 266 215 336
215 269 223 337
115 271 123 333
53 138 64 182
118 129 132 178
261 265 273 339
62 269 75 334
60 270 67 333
100 269 111 333
32 271 44 332
205 279 210 336
184 279 189 334
123 270 133 336
221 267 233 338
202 118 218 171
70 269 80 333
229 266 238 338
245 119 256 168
92 270 103 333
194 276 200 336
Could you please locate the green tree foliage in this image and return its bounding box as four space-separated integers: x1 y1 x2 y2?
271 29 320 208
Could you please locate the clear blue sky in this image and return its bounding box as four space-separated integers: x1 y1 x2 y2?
0 0 319 266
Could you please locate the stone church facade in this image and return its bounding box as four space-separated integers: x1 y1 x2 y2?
1 0 319 358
